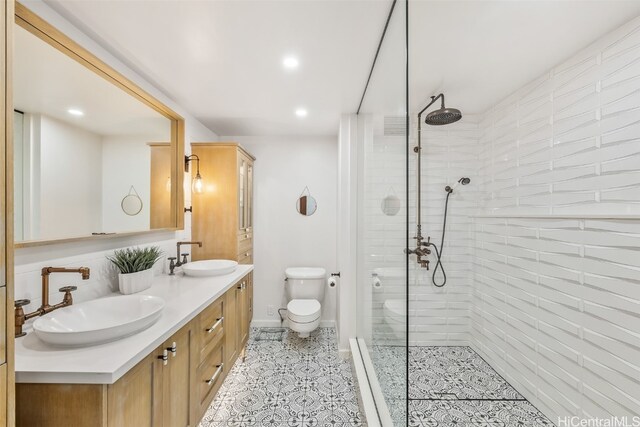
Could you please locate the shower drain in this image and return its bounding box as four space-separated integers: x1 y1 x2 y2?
432 392 458 400
255 327 286 341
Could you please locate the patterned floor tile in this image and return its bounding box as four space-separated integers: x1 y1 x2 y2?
199 327 364 427
409 400 555 426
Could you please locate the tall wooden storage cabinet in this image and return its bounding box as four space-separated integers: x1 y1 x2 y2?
191 143 254 264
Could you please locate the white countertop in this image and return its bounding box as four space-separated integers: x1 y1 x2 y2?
15 265 254 384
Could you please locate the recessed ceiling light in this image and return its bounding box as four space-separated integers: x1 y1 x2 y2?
67 108 84 116
295 108 308 118
283 56 299 70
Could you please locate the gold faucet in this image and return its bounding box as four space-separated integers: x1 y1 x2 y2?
15 267 91 337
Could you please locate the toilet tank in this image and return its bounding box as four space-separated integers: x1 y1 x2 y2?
285 267 326 300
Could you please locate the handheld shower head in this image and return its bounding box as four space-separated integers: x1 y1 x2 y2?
445 177 471 193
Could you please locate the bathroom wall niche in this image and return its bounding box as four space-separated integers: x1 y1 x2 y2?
13 3 185 247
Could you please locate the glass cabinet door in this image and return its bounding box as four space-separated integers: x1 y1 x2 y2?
246 162 253 231
238 156 246 231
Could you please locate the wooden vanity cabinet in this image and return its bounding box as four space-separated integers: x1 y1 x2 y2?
16 272 253 427
191 143 255 264
16 323 195 427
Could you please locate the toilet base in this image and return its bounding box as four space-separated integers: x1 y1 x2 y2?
288 317 321 338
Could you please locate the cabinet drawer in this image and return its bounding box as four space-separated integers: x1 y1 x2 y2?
238 250 252 265
196 342 225 418
198 299 224 364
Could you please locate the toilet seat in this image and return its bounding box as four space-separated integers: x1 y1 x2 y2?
383 299 406 324
287 299 321 323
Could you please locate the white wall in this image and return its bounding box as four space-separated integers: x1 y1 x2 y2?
14 0 218 318
39 114 103 239
471 15 640 421
225 136 338 327
101 136 151 232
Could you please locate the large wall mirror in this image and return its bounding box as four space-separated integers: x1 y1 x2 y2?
13 3 184 247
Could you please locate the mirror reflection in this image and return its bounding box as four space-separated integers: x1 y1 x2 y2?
13 25 173 243
297 195 317 216
381 194 401 216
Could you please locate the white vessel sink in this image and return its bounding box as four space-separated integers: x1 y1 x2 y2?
182 259 238 277
33 295 165 347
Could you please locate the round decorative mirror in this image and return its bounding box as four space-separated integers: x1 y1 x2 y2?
381 194 401 216
297 195 317 216
121 186 143 216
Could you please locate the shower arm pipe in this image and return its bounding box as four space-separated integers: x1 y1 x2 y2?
415 94 445 233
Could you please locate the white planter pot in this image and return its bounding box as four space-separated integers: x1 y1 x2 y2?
118 268 154 294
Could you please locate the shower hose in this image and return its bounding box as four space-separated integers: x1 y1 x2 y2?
426 191 451 288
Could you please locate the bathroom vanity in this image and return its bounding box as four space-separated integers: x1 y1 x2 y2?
14 267 253 427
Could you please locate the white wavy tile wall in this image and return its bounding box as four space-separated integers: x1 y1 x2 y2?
410 117 479 345
472 15 640 422
472 218 640 419
479 16 640 216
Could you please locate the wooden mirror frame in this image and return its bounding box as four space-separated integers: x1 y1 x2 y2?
14 2 185 248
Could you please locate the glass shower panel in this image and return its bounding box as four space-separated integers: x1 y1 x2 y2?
355 0 408 424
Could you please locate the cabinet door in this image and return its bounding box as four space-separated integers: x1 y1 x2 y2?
238 277 249 348
224 286 238 368
248 273 253 323
237 155 246 233
162 325 194 427
107 352 163 427
246 160 253 232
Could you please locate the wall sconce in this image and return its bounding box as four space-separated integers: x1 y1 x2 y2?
185 154 204 194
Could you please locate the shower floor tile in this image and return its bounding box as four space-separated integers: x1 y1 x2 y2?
409 346 523 400
408 400 555 426
198 327 364 427
371 345 553 426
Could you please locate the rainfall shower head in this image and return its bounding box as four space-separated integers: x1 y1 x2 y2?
423 94 462 126
425 107 462 126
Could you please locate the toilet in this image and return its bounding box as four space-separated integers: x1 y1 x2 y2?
383 299 407 339
285 267 326 338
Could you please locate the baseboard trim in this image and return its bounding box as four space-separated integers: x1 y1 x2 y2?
251 319 336 328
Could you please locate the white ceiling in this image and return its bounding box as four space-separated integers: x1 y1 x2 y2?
14 24 171 138
42 0 640 137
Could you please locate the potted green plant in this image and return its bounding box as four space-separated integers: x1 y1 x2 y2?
107 246 163 294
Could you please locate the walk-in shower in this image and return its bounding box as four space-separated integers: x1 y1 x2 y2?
352 1 640 426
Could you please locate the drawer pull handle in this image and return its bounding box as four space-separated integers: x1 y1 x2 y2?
206 317 224 333
237 282 246 290
205 364 224 385
158 349 169 366
167 342 177 357
245 234 249 238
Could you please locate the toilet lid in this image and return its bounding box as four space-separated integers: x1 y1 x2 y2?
287 299 321 323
